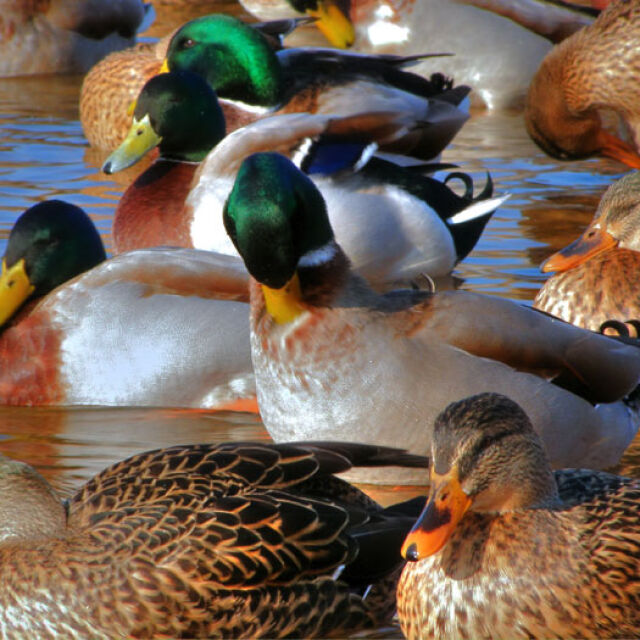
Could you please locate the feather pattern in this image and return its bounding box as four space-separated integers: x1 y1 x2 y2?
0 441 427 638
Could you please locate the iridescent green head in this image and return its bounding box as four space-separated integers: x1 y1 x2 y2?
0 200 106 327
223 152 333 289
103 70 226 174
166 15 283 107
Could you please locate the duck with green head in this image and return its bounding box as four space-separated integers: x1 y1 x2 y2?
0 199 255 409
160 13 470 160
104 69 504 288
223 151 640 484
398 392 640 639
79 17 302 151
0 440 427 637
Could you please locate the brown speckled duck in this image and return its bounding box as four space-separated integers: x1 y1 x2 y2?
0 0 149 77
534 170 640 330
398 392 640 640
525 0 640 168
0 441 427 638
79 32 172 150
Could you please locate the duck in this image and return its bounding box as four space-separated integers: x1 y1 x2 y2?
79 17 302 150
0 440 428 638
534 170 640 330
103 70 503 287
79 32 172 150
397 392 640 639
160 13 470 160
525 0 640 168
222 151 640 484
241 0 598 109
0 0 151 77
0 199 255 409
239 0 354 47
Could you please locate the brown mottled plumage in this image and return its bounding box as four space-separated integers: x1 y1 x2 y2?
398 392 640 640
79 33 172 150
525 0 640 168
534 170 640 329
0 441 427 638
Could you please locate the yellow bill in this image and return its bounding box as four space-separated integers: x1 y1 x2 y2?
262 273 306 324
102 114 162 175
0 258 35 328
308 0 355 48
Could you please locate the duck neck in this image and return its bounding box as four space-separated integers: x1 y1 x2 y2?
158 122 221 164
297 241 351 308
0 457 67 545
525 43 602 159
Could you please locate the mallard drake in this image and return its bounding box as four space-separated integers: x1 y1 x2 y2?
0 200 255 409
0 440 427 637
241 0 599 109
525 0 640 168
79 17 301 150
222 151 640 483
534 171 640 330
103 70 503 287
398 392 640 639
161 14 470 160
0 0 150 77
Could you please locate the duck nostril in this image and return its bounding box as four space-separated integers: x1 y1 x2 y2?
404 542 420 562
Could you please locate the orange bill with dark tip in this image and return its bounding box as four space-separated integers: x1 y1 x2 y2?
541 220 618 273
597 130 640 169
401 469 471 561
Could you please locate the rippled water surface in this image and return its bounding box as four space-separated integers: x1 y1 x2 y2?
0 5 639 637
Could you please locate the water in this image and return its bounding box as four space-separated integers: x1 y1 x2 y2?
0 7 639 637
0 31 638 493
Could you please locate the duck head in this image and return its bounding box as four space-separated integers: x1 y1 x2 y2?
402 393 558 560
224 152 345 323
542 171 640 273
103 70 226 174
0 200 106 328
163 15 284 108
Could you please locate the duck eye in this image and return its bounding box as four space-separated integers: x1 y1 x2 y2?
179 37 196 50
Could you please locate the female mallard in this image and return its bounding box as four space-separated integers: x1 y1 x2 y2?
0 440 427 637
398 392 640 639
103 70 503 287
534 171 640 330
161 14 470 160
525 0 640 168
0 0 150 77
0 199 254 409
222 151 640 483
